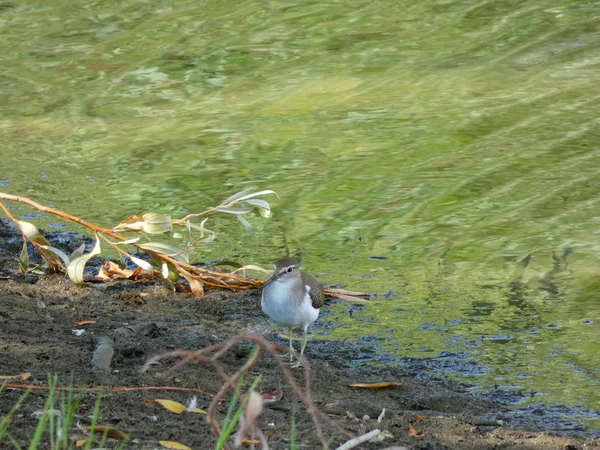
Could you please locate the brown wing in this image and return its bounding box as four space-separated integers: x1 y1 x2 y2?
301 272 325 309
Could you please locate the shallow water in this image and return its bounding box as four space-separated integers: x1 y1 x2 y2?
1 0 599 430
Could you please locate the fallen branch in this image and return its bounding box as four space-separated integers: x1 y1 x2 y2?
0 192 370 303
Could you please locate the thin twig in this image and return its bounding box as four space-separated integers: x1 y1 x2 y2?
3 384 213 396
141 333 353 449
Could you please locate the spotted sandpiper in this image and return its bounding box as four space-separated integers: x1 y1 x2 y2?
261 258 325 368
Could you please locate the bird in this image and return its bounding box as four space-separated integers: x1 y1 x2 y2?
261 258 325 368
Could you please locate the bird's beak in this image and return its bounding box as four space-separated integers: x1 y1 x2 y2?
261 272 278 289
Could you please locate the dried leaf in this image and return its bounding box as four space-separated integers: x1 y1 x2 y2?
17 222 61 268
159 441 192 450
39 245 71 267
0 372 31 381
67 233 101 285
138 242 189 263
129 256 154 273
73 320 96 327
112 214 145 232
19 240 29 274
85 425 128 440
324 400 340 408
141 212 173 234
182 273 204 298
408 423 423 437
152 399 188 414
261 388 283 403
348 382 401 389
75 439 87 447
98 261 135 280
69 243 86 260
189 408 207 414
114 237 141 245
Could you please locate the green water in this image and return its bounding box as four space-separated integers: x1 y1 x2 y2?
1 0 599 429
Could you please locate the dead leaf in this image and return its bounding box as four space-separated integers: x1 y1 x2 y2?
73 320 96 327
408 423 423 437
348 382 401 389
85 425 128 440
182 272 204 298
261 388 283 403
415 415 427 419
159 441 192 450
151 399 188 414
241 439 260 445
324 400 340 408
0 372 32 381
75 439 87 447
98 261 135 280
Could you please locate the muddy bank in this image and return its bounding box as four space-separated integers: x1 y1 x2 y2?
0 223 599 449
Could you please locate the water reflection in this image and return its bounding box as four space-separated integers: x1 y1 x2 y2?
1 0 599 431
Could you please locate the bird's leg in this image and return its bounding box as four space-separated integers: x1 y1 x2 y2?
290 326 309 369
277 327 299 362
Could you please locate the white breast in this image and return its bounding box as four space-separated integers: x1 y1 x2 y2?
261 278 319 329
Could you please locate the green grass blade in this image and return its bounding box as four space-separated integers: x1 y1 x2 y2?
0 386 31 440
28 374 58 450
216 374 262 450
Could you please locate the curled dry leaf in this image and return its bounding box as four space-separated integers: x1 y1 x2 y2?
182 273 204 298
67 233 101 285
159 440 192 450
348 382 401 389
138 242 189 263
151 399 188 414
129 255 154 273
85 425 128 440
18 221 61 268
73 320 96 327
98 261 135 280
408 423 423 437
0 372 31 381
261 388 283 403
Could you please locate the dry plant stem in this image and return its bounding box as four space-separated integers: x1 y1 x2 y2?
141 333 352 450
3 384 213 396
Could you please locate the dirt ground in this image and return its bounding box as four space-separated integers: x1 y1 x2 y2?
0 221 599 449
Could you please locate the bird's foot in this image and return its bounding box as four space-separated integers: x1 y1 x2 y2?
289 358 304 369
277 348 299 362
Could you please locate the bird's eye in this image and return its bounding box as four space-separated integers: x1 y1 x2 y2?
287 267 293 273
